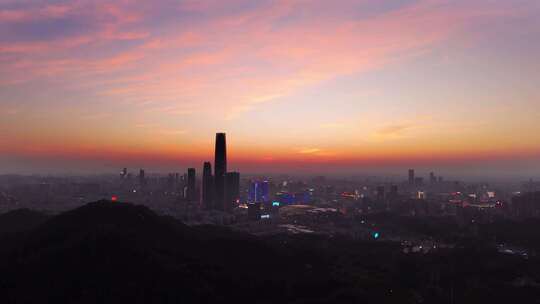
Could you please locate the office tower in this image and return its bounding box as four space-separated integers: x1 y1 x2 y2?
430 172 437 184
261 181 269 202
138 169 146 187
408 169 415 184
249 180 270 203
202 162 213 210
187 168 196 201
225 172 240 212
248 181 259 203
214 133 227 211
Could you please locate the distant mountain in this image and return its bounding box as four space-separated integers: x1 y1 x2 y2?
0 201 334 303
0 200 539 303
0 208 49 235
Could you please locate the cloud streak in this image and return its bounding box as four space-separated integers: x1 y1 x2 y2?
1 0 519 115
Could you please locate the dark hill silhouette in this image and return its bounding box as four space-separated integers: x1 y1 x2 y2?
1 200 540 303
0 201 335 304
0 208 49 235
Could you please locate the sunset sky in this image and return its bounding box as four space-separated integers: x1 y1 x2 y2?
1 0 539 177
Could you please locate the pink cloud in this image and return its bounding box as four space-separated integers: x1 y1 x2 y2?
0 0 528 118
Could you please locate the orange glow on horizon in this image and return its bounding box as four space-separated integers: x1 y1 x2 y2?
1 0 539 174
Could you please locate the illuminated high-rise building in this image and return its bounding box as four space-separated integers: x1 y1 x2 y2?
202 162 213 209
249 180 269 203
187 168 196 201
225 172 240 212
214 133 227 211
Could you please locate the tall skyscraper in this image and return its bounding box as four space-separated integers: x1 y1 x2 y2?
225 172 240 212
408 169 415 184
214 133 227 211
202 162 213 210
249 180 269 203
187 168 196 201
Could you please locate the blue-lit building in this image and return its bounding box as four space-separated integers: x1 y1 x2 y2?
248 180 269 203
277 193 295 205
274 191 312 205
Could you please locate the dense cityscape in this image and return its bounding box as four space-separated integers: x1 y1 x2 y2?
1 133 539 255
2 133 540 302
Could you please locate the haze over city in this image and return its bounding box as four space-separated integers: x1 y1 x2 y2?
1 0 539 177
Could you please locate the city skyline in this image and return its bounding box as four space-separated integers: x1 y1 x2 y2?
1 0 540 176
2 2 540 303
